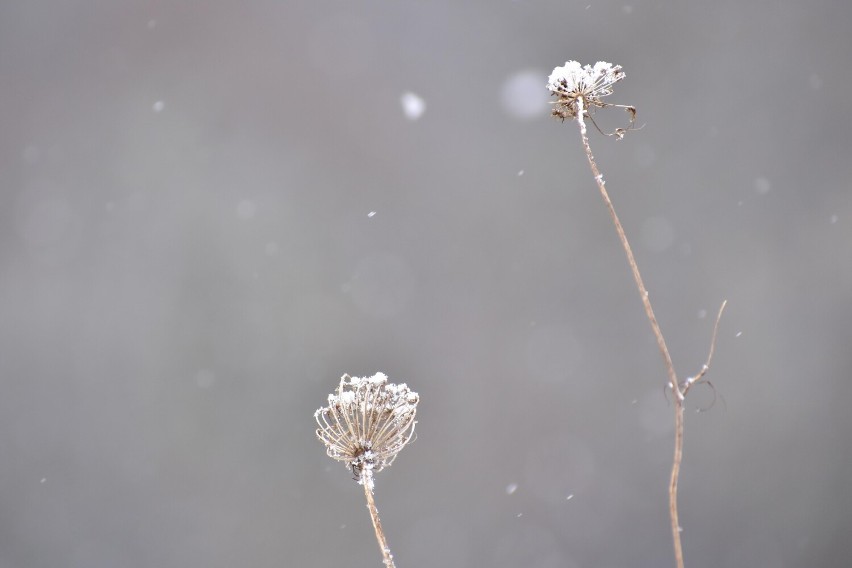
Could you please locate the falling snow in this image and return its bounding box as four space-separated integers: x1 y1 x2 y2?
500 70 549 119
400 92 426 120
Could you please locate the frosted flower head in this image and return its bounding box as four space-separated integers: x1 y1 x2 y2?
315 373 419 487
547 60 626 121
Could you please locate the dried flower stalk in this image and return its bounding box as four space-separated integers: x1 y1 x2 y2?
315 373 419 568
548 60 726 568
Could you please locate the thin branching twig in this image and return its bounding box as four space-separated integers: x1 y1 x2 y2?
549 60 727 568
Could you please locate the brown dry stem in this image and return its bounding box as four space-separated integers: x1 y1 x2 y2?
362 470 396 568
574 96 726 568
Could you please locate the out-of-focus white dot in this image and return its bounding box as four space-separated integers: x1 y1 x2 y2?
147 19 157 29
566 494 574 500
735 331 743 338
517 170 525 176
500 69 549 120
516 513 523 518
506 483 519 495
830 214 838 224
265 242 279 255
754 177 771 195
40 478 47 484
195 369 215 388
698 309 708 319
367 211 376 218
641 216 675 252
236 200 256 219
340 524 346 530
152 100 165 113
809 74 822 90
400 92 426 120
623 5 634 14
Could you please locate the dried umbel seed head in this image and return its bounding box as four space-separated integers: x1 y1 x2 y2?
314 373 419 488
547 60 626 120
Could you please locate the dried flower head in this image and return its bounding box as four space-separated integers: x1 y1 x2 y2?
547 60 637 138
315 373 419 488
547 60 625 120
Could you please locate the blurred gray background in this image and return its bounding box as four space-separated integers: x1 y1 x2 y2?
1 1 851 567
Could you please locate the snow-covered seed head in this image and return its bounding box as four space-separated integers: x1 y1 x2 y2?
314 373 419 488
547 60 626 121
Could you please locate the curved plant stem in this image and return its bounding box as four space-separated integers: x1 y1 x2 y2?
361 470 396 568
575 97 685 568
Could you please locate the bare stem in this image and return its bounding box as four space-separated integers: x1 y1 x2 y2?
575 96 685 568
575 98 679 391
361 470 396 568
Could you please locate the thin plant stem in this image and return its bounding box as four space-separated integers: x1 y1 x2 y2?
574 97 679 390
361 469 396 568
575 96 686 568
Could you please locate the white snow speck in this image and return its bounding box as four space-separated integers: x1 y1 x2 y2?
340 524 347 530
506 483 518 495
754 177 771 195
830 214 838 224
152 100 165 113
630 399 638 405
265 242 278 255
400 92 426 120
517 170 524 176
623 5 634 14
237 200 256 220
697 309 708 319
735 331 743 338
566 494 574 500
40 478 47 484
367 211 376 218
516 513 523 518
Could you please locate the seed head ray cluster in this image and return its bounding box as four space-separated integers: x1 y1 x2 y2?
547 60 626 121
314 373 419 489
